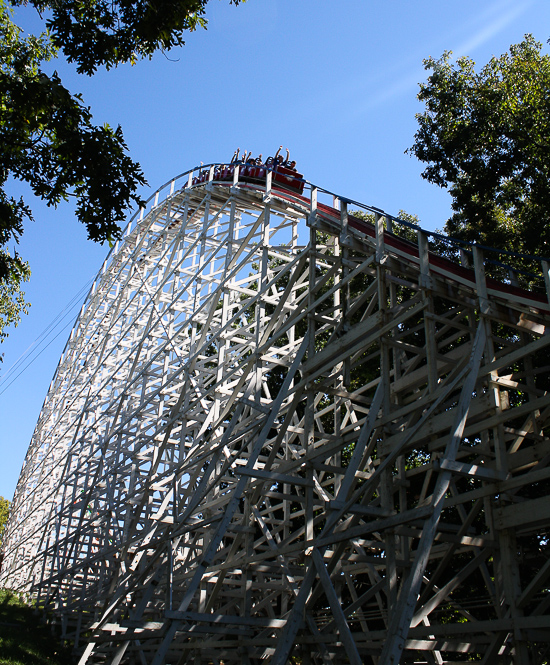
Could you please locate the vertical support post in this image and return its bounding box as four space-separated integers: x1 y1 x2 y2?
542 259 550 307
309 186 318 225
459 248 470 268
497 529 531 665
375 212 385 263
375 211 396 614
381 466 398 609
473 246 528 664
418 230 438 393
167 538 173 612
341 200 349 246
333 228 343 493
473 245 506 471
265 167 272 200
508 268 519 287
473 245 490 317
304 220 317 551
375 213 390 415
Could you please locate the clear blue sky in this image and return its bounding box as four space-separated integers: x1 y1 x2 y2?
1 0 549 499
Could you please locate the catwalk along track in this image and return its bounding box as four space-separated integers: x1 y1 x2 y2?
2 162 550 664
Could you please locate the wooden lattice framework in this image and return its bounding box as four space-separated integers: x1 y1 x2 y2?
2 163 550 664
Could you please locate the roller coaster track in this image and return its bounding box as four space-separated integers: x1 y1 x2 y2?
2 163 550 664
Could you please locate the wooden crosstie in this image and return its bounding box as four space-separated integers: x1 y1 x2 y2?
2 163 550 664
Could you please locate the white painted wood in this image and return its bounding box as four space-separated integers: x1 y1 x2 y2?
2 163 549 665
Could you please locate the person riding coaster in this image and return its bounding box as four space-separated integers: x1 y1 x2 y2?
190 148 303 193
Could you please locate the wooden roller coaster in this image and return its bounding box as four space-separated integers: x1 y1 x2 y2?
1 162 550 664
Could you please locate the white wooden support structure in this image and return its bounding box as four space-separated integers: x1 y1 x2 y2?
2 162 550 664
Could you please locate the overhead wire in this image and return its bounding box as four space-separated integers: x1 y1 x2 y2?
0 277 95 397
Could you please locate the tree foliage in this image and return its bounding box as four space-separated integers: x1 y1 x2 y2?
0 249 29 345
351 208 421 243
1 0 147 274
409 35 550 258
0 496 10 545
15 0 241 75
0 0 241 346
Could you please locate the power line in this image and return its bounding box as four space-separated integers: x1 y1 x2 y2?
0 277 94 395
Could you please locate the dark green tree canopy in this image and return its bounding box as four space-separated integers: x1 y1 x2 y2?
408 35 550 257
16 0 240 75
0 5 147 248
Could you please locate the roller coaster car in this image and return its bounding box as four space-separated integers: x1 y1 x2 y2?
272 165 305 195
192 164 305 195
239 164 304 195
